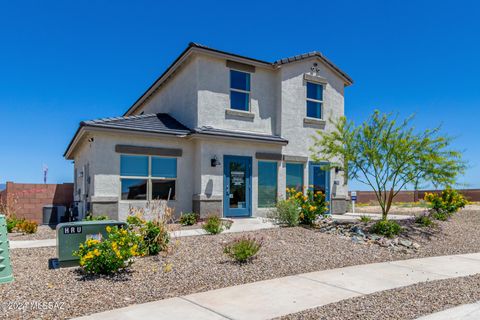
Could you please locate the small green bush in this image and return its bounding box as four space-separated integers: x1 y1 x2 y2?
370 220 402 238
415 215 435 227
431 211 450 221
179 212 197 226
223 236 263 263
84 213 109 221
359 215 372 223
270 199 300 227
202 215 231 234
6 216 20 233
287 188 328 225
127 214 169 256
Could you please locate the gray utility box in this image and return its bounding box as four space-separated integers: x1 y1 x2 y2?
56 220 127 267
43 205 66 226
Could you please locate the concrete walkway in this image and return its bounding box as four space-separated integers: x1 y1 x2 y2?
416 302 480 320
74 253 480 320
9 217 277 249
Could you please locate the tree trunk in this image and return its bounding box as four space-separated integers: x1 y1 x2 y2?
383 188 395 220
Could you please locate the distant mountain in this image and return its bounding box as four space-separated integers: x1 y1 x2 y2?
0 184 5 191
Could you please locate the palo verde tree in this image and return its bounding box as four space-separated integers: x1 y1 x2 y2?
310 110 466 220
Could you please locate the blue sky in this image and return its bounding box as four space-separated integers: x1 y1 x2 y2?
0 0 479 190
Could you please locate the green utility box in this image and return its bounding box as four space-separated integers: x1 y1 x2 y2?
0 215 14 283
56 220 127 267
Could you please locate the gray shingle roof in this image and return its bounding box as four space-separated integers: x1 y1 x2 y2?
81 113 191 135
193 126 288 143
65 113 288 158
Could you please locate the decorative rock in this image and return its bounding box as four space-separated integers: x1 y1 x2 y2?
400 240 413 248
412 242 421 250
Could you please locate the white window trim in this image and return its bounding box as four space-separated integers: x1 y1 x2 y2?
119 155 177 202
306 81 324 119
229 68 252 112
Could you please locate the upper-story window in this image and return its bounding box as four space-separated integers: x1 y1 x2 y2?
230 69 251 111
306 82 323 119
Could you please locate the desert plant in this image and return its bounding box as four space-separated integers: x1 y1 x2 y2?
202 215 231 234
286 188 328 225
415 214 435 227
16 219 38 234
269 199 300 227
74 226 142 275
223 235 263 263
6 216 21 233
179 212 197 226
311 111 466 220
127 201 172 256
370 220 402 238
0 193 19 219
359 215 372 223
424 188 467 220
84 212 109 221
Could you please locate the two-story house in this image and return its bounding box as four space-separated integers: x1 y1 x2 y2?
64 43 353 220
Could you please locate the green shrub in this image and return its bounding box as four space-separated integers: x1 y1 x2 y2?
359 215 372 223
202 215 231 234
286 188 328 225
424 188 468 219
269 199 300 227
179 212 197 226
127 214 169 256
223 235 263 263
16 219 38 234
415 215 435 227
370 220 402 238
74 226 143 275
6 216 20 233
84 212 109 221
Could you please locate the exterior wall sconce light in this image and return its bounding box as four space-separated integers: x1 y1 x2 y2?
211 156 221 167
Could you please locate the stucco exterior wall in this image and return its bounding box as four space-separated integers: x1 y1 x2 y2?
79 131 195 220
196 55 279 134
136 56 199 129
194 138 284 217
279 58 348 199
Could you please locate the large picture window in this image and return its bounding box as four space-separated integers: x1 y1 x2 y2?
230 69 251 111
258 161 277 208
286 163 304 192
120 155 177 201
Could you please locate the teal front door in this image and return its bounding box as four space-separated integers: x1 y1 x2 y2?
223 155 252 217
309 162 331 212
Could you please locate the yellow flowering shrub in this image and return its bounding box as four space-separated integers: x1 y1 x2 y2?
286 187 328 225
74 226 143 275
424 188 468 220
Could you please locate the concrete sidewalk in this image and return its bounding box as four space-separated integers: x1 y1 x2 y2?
416 302 480 320
332 212 414 222
9 217 277 249
74 253 480 320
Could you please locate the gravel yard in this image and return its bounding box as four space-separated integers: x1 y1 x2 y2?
8 225 56 241
278 273 480 320
1 209 479 319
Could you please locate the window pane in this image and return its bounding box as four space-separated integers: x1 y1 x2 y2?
152 180 176 200
230 91 249 111
151 157 177 178
286 163 304 192
258 161 277 208
307 82 323 100
230 70 250 91
121 179 147 200
120 155 148 177
307 101 322 119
